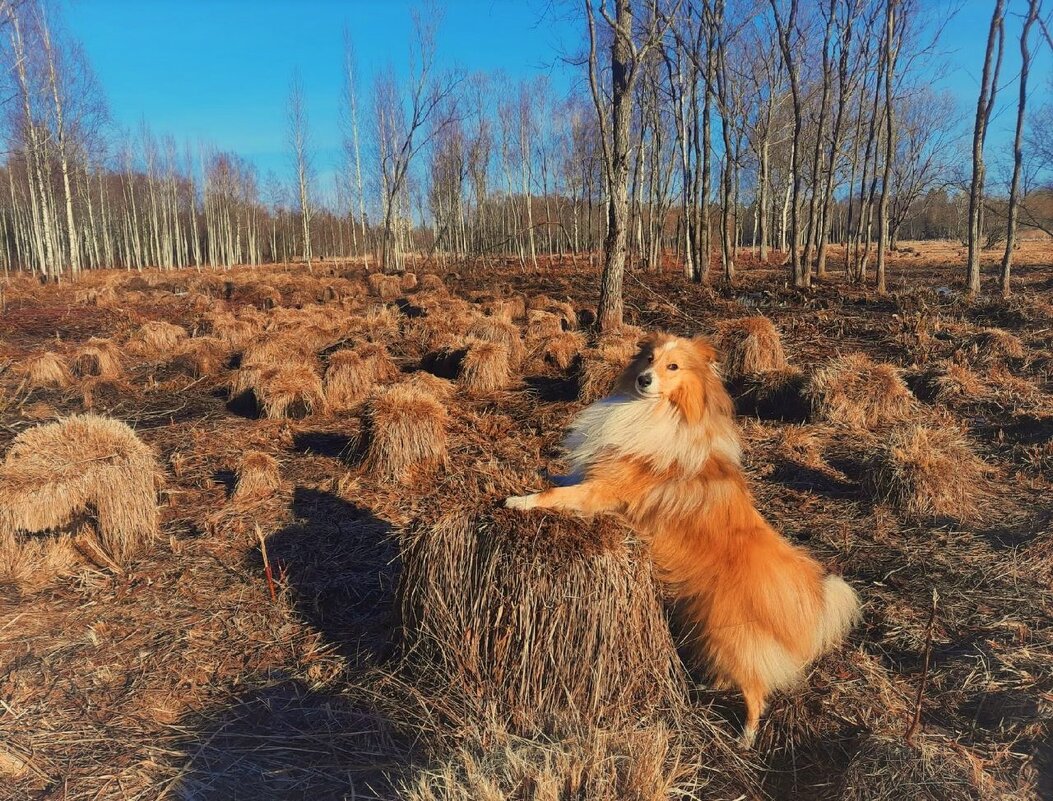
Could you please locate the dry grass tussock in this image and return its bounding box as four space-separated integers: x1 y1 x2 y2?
578 327 645 402
403 722 708 801
19 351 73 390
71 337 123 379
715 315 788 379
868 424 988 520
362 382 448 483
398 506 687 734
172 336 228 378
964 327 1026 362
466 316 525 366
419 273 445 292
0 414 163 575
459 340 512 393
125 320 188 358
324 345 399 410
233 450 281 502
254 364 327 420
525 309 564 340
542 330 587 371
926 360 988 404
806 352 915 428
368 272 403 301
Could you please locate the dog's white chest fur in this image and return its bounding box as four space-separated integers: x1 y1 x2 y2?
563 395 741 476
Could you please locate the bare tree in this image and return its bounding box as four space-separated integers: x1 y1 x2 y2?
586 0 674 331
1000 0 1041 296
966 0 1005 295
288 70 313 271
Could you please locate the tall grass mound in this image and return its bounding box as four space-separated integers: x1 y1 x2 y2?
459 340 511 393
404 723 710 801
71 338 123 379
964 327 1025 363
838 734 1000 801
733 368 810 422
543 330 587 371
172 336 228 378
0 415 163 570
233 451 281 502
368 273 402 301
362 383 448 483
806 353 914 429
714 316 788 380
19 352 73 390
578 328 644 402
324 345 399 411
867 424 987 520
397 505 688 734
255 365 327 420
466 317 525 367
125 320 188 358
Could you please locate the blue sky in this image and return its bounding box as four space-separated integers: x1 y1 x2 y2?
64 0 1050 193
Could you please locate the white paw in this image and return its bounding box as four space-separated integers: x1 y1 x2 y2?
504 494 538 511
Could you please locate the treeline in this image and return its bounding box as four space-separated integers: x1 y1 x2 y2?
0 0 1049 286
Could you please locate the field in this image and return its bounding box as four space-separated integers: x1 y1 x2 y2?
0 241 1051 800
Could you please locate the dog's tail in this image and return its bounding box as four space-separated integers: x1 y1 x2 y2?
815 574 861 654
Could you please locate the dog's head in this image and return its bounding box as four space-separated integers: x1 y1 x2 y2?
616 334 733 426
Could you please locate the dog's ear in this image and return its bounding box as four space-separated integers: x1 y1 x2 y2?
690 336 718 363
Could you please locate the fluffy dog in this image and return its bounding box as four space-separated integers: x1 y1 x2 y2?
506 333 860 745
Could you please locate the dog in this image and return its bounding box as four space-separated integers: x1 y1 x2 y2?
505 333 860 745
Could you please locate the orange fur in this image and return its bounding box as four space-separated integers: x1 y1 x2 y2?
506 333 860 745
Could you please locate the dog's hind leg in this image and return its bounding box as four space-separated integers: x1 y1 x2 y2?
739 680 768 748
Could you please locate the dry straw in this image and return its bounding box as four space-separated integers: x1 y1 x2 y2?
368 273 403 301
714 316 788 379
543 330 587 371
397 505 688 735
806 353 915 429
126 320 188 358
578 328 644 402
71 338 123 379
0 414 163 570
459 340 511 393
362 382 448 483
466 317 525 366
233 451 281 502
868 424 987 520
255 365 327 419
19 352 73 390
324 344 399 411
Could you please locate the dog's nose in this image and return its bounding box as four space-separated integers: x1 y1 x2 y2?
637 372 652 389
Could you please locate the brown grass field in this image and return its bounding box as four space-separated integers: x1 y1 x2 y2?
0 241 1051 800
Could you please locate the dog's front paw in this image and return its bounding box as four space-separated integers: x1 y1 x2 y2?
504 493 539 511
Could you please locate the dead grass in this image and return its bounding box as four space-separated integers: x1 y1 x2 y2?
368 273 403 301
965 327 1026 362
255 364 327 420
362 382 448 483
466 317 525 367
233 450 281 502
459 340 512 393
868 424 988 520
19 351 73 390
806 353 915 429
126 320 189 358
543 330 587 371
578 328 644 402
71 337 123 379
324 344 399 411
398 506 688 734
715 315 789 379
0 414 163 574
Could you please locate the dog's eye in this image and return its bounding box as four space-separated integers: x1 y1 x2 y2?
647 355 653 363
668 363 679 371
